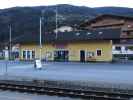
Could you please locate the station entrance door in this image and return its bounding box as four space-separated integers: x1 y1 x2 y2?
80 50 85 62
54 50 69 62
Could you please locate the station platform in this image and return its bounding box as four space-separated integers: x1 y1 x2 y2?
0 61 133 90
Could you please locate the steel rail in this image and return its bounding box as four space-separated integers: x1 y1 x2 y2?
0 81 131 100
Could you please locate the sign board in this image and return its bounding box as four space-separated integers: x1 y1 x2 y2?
4 50 9 60
35 59 42 69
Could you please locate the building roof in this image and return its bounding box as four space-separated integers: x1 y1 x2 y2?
114 39 133 45
10 28 121 44
80 14 133 27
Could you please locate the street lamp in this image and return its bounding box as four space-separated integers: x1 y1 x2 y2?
4 24 11 76
9 24 12 60
39 10 45 61
39 16 42 60
34 10 45 69
55 6 58 39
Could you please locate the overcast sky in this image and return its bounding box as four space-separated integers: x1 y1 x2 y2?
0 0 133 9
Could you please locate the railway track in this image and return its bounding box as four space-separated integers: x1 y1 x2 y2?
0 80 132 100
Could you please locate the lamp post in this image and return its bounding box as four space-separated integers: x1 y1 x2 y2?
39 16 42 60
39 10 45 61
5 25 11 75
35 10 45 69
9 24 12 60
55 6 58 39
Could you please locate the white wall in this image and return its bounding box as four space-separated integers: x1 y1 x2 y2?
54 26 73 33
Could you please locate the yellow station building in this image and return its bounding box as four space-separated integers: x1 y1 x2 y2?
13 28 121 62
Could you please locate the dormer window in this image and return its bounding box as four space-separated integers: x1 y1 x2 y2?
128 25 131 28
99 31 103 35
87 32 92 35
64 30 68 32
127 31 130 35
76 33 80 36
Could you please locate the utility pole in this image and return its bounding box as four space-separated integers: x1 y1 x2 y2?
55 6 58 39
5 24 11 75
34 11 45 69
39 16 42 60
39 10 45 61
9 24 12 60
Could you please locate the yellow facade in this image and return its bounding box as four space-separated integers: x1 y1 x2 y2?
20 40 112 62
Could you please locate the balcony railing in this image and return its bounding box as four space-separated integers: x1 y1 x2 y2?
112 50 133 54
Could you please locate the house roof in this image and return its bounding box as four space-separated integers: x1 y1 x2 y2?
11 28 121 44
114 39 133 45
80 14 133 27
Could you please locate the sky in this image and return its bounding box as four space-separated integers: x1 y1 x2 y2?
0 0 133 9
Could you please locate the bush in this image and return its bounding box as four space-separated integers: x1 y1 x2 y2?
128 57 133 60
127 46 133 50
0 56 4 60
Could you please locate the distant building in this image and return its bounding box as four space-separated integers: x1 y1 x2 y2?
54 26 74 33
112 40 133 60
2 43 20 60
12 28 121 62
3 46 9 60
80 14 133 60
11 44 20 60
80 14 133 38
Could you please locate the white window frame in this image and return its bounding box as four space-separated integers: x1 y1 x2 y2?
22 50 35 60
86 51 95 57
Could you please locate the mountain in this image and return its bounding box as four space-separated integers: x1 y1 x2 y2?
94 7 133 16
0 4 133 44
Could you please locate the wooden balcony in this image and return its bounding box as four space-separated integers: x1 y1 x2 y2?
91 21 124 28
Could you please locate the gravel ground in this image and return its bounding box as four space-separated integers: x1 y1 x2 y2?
0 90 82 100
